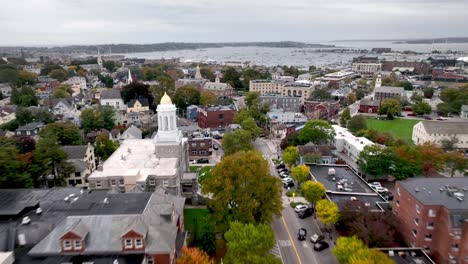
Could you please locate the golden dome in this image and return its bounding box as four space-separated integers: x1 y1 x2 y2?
160 92 172 104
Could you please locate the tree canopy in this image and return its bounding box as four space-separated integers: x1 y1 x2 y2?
176 247 214 264
80 106 115 133
378 99 401 120
412 102 432 115
222 129 254 156
315 199 339 225
358 145 395 179
173 85 201 109
340 108 351 127
333 236 395 264
200 91 217 106
241 117 262 139
11 86 38 107
121 81 154 109
95 134 119 161
48 68 67 82
298 120 335 144
437 86 468 115
347 115 367 133
301 181 326 205
282 146 299 167
224 222 282 264
39 122 83 145
290 165 310 185
202 151 282 231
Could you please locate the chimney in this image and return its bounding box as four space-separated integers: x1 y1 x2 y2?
97 164 103 171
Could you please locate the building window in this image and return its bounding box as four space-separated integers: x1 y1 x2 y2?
191 150 197 155
75 172 81 177
74 240 82 250
427 222 434 229
414 218 419 226
200 151 206 155
452 244 459 252
191 143 196 147
425 234 432 241
119 179 124 185
397 187 400 196
149 178 155 185
124 239 133 249
135 239 143 249
147 256 154 264
428 209 436 217
200 142 205 147
416 204 421 214
96 181 102 188
163 180 169 187
111 180 116 186
412 230 417 237
396 200 400 207
63 240 72 250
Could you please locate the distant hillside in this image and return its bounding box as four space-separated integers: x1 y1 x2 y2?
397 37 468 44
0 42 335 56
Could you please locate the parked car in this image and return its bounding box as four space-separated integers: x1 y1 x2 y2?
310 234 325 243
381 192 394 201
294 204 309 213
278 168 289 173
297 228 307 241
424 116 433 120
283 182 295 188
279 173 289 179
213 134 222 139
298 208 314 219
282 178 293 184
197 158 209 164
213 144 219 150
369 182 381 188
313 241 329 251
276 164 285 169
375 187 389 193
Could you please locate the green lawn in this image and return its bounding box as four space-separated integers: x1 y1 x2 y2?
366 118 419 144
184 208 210 232
198 166 213 184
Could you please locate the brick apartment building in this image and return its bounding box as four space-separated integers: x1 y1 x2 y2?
392 178 468 264
188 135 212 158
197 105 236 129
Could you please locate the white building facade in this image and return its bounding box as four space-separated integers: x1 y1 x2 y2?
412 121 468 149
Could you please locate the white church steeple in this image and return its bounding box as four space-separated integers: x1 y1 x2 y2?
97 49 103 68
195 65 202 79
127 69 133 84
155 92 182 143
375 74 382 88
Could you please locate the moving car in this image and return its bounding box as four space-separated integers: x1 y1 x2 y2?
297 228 307 241
294 204 308 213
298 208 314 219
310 234 325 243
313 241 330 251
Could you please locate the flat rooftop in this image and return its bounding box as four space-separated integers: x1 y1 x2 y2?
309 165 388 211
378 248 435 264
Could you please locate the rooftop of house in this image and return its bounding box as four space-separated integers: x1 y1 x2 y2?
128 98 149 108
15 122 44 131
121 125 142 139
0 106 15 116
201 104 236 112
297 143 333 157
398 177 468 211
100 89 122 100
374 86 405 94
419 121 468 135
60 145 89 160
360 98 381 107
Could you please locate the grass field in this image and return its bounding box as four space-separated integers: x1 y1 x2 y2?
184 208 210 231
365 118 419 144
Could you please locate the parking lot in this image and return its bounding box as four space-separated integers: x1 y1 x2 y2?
309 165 375 194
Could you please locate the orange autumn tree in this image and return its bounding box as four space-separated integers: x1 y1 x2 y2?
176 247 214 264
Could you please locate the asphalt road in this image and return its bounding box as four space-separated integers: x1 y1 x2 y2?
254 139 338 264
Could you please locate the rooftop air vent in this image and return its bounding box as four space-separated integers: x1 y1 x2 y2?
415 188 420 192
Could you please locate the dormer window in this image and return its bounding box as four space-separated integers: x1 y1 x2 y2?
135 239 143 249
63 240 72 250
74 240 82 250
124 239 133 249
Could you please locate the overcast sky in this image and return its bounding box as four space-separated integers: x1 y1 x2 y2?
1 0 467 46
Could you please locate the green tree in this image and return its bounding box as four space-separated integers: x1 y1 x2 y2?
233 108 250 124
95 134 119 161
347 93 357 104
290 165 310 185
347 115 367 133
190 216 216 256
52 85 72 98
200 67 215 82
11 86 38 107
241 117 261 139
340 108 351 127
0 64 18 83
333 236 395 264
222 129 254 156
121 82 154 108
33 137 72 186
358 145 395 178
412 102 432 115
298 120 336 144
282 146 299 167
437 86 468 115
315 199 339 226
200 91 217 106
224 222 282 264
17 70 37 86
440 136 459 151
444 151 468 177
245 91 260 108
103 60 119 72
378 99 401 119
242 68 270 88
39 122 83 145
423 87 434 98
202 151 282 231
48 68 67 82
98 74 114 88
222 67 243 90
301 181 326 206
80 106 115 133
173 85 201 108
0 146 33 188
310 88 331 100
410 92 423 103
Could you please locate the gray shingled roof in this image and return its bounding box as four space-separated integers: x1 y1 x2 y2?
421 121 468 135
374 86 405 94
61 145 89 160
128 98 149 108
100 89 122 100
28 188 185 256
16 122 44 131
62 218 89 239
298 143 333 156
360 98 381 107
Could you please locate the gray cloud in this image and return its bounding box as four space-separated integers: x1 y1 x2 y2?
0 0 466 45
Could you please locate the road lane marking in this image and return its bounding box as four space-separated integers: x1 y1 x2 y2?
281 216 302 264
278 240 292 247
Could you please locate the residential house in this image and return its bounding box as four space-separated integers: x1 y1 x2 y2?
202 75 233 97
188 132 212 159
359 99 381 114
259 95 301 112
127 98 150 113
0 106 15 125
271 123 287 139
60 144 96 187
392 178 468 264
423 97 444 111
0 83 12 97
62 76 87 96
197 105 236 129
21 188 186 264
100 89 127 111
15 122 44 139
126 111 157 130
86 129 111 143
461 105 468 119
119 125 142 141
412 121 468 149
298 143 334 165
51 98 81 126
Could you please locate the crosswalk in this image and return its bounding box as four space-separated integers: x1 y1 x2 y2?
271 241 284 262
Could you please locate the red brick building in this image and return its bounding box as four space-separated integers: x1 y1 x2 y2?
188 136 213 158
197 105 237 128
359 99 380 113
392 178 468 264
303 100 340 120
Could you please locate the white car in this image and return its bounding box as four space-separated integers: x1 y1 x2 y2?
375 187 389 193
282 178 293 183
294 204 309 213
21 216 31 225
369 182 381 188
